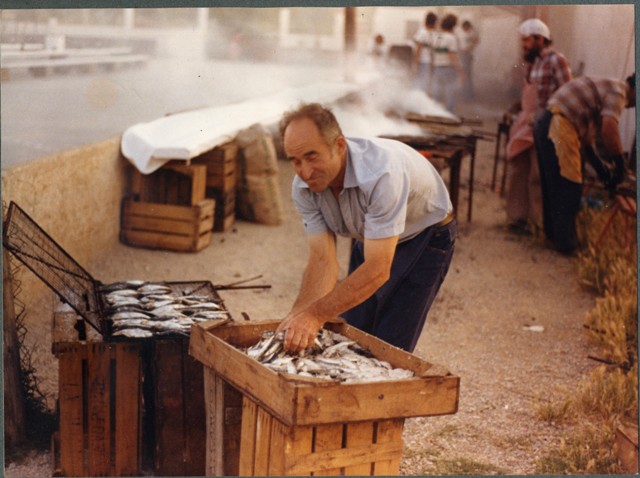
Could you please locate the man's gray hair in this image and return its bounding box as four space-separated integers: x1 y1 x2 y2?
279 102 343 147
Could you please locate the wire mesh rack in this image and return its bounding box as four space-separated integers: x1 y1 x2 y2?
3 201 104 333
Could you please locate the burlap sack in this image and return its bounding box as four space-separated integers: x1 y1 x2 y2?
235 124 284 225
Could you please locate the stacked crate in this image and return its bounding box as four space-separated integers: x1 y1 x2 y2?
52 309 207 476
52 309 144 477
192 141 238 232
121 163 215 252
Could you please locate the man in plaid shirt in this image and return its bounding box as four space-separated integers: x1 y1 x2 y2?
533 73 635 256
518 19 572 118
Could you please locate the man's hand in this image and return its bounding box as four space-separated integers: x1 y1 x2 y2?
276 307 326 353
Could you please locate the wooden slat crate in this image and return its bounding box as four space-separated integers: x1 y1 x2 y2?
207 188 235 232
120 199 215 252
615 423 638 473
238 397 404 476
189 318 460 476
130 162 207 206
192 141 239 192
151 339 206 476
52 311 143 477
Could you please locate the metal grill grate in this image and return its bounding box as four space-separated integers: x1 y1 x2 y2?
3 201 103 333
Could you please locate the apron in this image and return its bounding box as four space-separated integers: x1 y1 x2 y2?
506 81 537 161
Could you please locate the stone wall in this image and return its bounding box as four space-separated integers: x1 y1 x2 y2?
1 136 128 398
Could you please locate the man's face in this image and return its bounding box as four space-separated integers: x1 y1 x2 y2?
283 117 345 193
521 35 544 63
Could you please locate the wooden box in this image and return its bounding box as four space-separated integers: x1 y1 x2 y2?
193 142 239 192
52 311 143 477
130 163 207 206
615 423 638 474
207 188 235 232
120 199 215 252
150 339 206 476
52 310 208 477
189 319 459 476
122 163 215 251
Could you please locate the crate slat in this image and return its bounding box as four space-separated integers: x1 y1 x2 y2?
239 398 259 476
121 229 212 252
87 344 111 476
58 351 85 476
153 340 187 475
253 406 274 475
124 199 214 221
114 345 142 476
204 370 224 477
182 341 207 475
314 423 343 475
372 419 404 475
123 213 213 235
343 421 375 476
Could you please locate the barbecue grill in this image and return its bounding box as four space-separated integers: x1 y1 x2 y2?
2 200 226 340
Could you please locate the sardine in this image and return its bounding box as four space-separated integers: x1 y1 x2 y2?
113 328 153 338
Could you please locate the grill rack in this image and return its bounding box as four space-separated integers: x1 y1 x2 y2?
3 201 225 340
3 201 104 334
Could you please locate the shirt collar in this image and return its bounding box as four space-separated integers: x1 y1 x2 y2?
343 142 358 189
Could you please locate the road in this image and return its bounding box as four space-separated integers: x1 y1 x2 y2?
1 58 346 168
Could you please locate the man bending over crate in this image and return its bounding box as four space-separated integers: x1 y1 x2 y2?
277 103 456 353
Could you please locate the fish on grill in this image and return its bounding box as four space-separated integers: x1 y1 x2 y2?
100 280 229 339
242 329 414 383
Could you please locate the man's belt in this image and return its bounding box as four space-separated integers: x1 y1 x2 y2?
434 211 455 228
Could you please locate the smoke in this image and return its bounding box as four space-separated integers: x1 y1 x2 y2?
333 73 457 138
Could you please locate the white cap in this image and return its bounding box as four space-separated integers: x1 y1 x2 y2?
518 18 551 40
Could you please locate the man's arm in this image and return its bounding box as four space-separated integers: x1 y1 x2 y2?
278 234 399 353
601 116 624 156
289 231 340 316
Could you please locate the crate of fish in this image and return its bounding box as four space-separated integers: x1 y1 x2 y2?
3 201 228 476
189 319 460 476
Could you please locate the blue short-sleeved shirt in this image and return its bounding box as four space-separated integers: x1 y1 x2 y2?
292 137 452 243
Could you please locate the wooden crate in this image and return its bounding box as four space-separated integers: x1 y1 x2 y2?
207 188 235 232
189 318 459 476
615 423 638 474
192 142 239 192
52 311 143 477
120 199 215 252
130 162 207 206
151 339 206 476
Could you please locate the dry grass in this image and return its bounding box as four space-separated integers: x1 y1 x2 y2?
535 203 638 473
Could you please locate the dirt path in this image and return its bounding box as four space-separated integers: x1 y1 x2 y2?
5 102 599 477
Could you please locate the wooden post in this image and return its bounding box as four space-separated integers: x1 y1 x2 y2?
3 248 27 446
344 7 356 82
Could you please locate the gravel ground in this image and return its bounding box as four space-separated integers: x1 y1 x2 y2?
4 101 599 476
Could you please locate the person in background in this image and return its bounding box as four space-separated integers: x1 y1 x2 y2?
412 11 438 95
457 20 480 100
518 18 572 118
430 13 464 113
533 73 635 256
370 34 386 57
505 19 571 236
276 103 456 353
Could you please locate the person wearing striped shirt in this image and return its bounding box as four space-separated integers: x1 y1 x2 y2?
518 19 572 119
533 74 635 256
